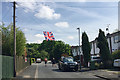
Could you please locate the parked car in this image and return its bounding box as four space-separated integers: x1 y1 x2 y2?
113 59 120 67
58 57 78 71
91 55 102 63
36 58 41 63
75 60 81 66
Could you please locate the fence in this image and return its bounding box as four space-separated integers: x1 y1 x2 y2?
16 56 30 73
2 55 30 79
2 55 14 78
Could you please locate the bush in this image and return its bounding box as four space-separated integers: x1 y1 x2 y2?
111 50 120 60
90 61 104 70
95 62 100 69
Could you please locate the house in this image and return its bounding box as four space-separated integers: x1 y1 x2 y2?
107 31 120 53
71 46 82 57
71 31 120 57
71 46 84 66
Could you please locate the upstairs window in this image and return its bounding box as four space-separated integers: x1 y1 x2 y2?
114 35 120 43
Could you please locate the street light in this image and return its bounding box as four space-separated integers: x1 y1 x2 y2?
77 28 81 71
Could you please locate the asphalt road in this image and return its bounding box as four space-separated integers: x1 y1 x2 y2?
16 62 118 79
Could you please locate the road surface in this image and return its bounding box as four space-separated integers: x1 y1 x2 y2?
15 62 118 79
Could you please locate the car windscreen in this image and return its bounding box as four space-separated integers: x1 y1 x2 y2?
63 58 73 62
37 58 41 60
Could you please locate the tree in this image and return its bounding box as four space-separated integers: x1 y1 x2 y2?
1 24 11 56
40 50 49 60
64 44 72 56
111 50 120 60
1 23 26 56
16 28 26 56
27 40 72 61
82 32 91 67
97 29 112 68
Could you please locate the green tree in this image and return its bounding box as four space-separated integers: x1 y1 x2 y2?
0 23 26 56
64 44 72 56
38 40 56 59
111 50 120 60
26 43 40 57
40 50 49 60
82 32 91 67
53 41 66 61
27 40 72 61
97 29 112 68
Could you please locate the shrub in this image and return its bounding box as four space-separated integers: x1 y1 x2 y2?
95 62 100 68
111 50 120 60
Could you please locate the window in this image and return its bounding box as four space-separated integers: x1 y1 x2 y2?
119 35 120 42
114 35 120 43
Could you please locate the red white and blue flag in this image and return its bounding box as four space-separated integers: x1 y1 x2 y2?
43 31 55 41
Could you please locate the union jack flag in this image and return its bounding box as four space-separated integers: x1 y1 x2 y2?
43 31 55 41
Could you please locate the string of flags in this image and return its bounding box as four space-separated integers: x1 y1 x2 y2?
43 31 55 41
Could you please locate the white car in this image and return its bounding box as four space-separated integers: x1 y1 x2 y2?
36 58 41 63
91 56 101 62
113 59 120 67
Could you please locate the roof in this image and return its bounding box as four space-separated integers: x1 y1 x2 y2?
107 31 120 38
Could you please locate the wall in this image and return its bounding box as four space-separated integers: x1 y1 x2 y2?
2 55 30 79
2 55 14 78
16 56 30 73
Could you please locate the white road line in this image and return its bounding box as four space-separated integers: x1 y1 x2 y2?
35 64 38 78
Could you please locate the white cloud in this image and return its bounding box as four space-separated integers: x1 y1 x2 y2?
55 22 69 28
35 34 44 38
27 40 43 44
36 40 43 43
23 28 28 32
34 5 61 20
57 38 64 41
67 36 74 40
0 22 2 25
18 2 61 20
18 1 36 12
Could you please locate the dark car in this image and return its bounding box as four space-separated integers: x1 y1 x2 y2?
58 57 78 71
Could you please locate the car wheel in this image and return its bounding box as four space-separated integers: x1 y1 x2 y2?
58 66 61 70
62 67 65 72
74 67 78 72
58 64 61 70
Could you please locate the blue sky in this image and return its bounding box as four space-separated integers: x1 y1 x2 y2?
1 1 118 46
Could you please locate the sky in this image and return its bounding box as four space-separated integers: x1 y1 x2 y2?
1 0 119 46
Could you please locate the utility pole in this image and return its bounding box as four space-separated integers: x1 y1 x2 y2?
13 1 16 77
77 28 81 71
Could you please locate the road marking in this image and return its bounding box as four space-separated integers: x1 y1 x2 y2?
35 64 38 78
23 75 31 78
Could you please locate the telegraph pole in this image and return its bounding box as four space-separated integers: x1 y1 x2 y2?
13 1 16 77
77 28 81 71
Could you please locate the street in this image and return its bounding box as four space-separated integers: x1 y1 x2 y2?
15 62 119 79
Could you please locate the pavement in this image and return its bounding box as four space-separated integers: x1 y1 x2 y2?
13 61 119 80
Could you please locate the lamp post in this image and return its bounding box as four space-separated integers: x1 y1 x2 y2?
77 28 81 71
